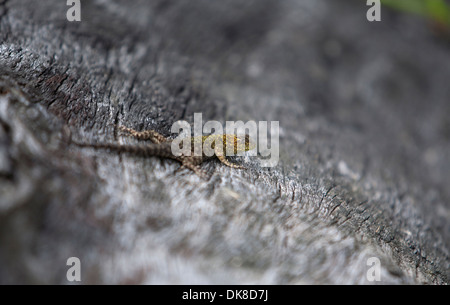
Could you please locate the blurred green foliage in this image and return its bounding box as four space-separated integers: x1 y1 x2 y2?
381 0 450 26
381 0 450 27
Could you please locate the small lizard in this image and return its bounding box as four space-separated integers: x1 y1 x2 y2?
71 125 255 178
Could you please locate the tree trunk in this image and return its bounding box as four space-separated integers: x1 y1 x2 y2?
0 0 448 284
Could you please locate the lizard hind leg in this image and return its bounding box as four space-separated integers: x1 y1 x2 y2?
179 157 208 179
117 125 168 144
214 145 245 169
216 155 246 169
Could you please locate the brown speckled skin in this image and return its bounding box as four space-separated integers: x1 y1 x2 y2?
73 126 253 178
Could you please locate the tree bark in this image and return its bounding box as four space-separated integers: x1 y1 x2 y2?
0 0 449 284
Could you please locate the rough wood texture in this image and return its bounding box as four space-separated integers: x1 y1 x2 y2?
0 0 449 284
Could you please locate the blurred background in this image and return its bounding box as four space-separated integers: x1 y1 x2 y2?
0 0 449 284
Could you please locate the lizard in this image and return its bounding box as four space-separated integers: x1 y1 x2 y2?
71 125 255 178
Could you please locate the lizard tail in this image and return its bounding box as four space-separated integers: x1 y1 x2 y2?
72 141 176 159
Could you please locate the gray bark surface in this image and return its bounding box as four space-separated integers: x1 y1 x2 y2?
0 0 449 284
